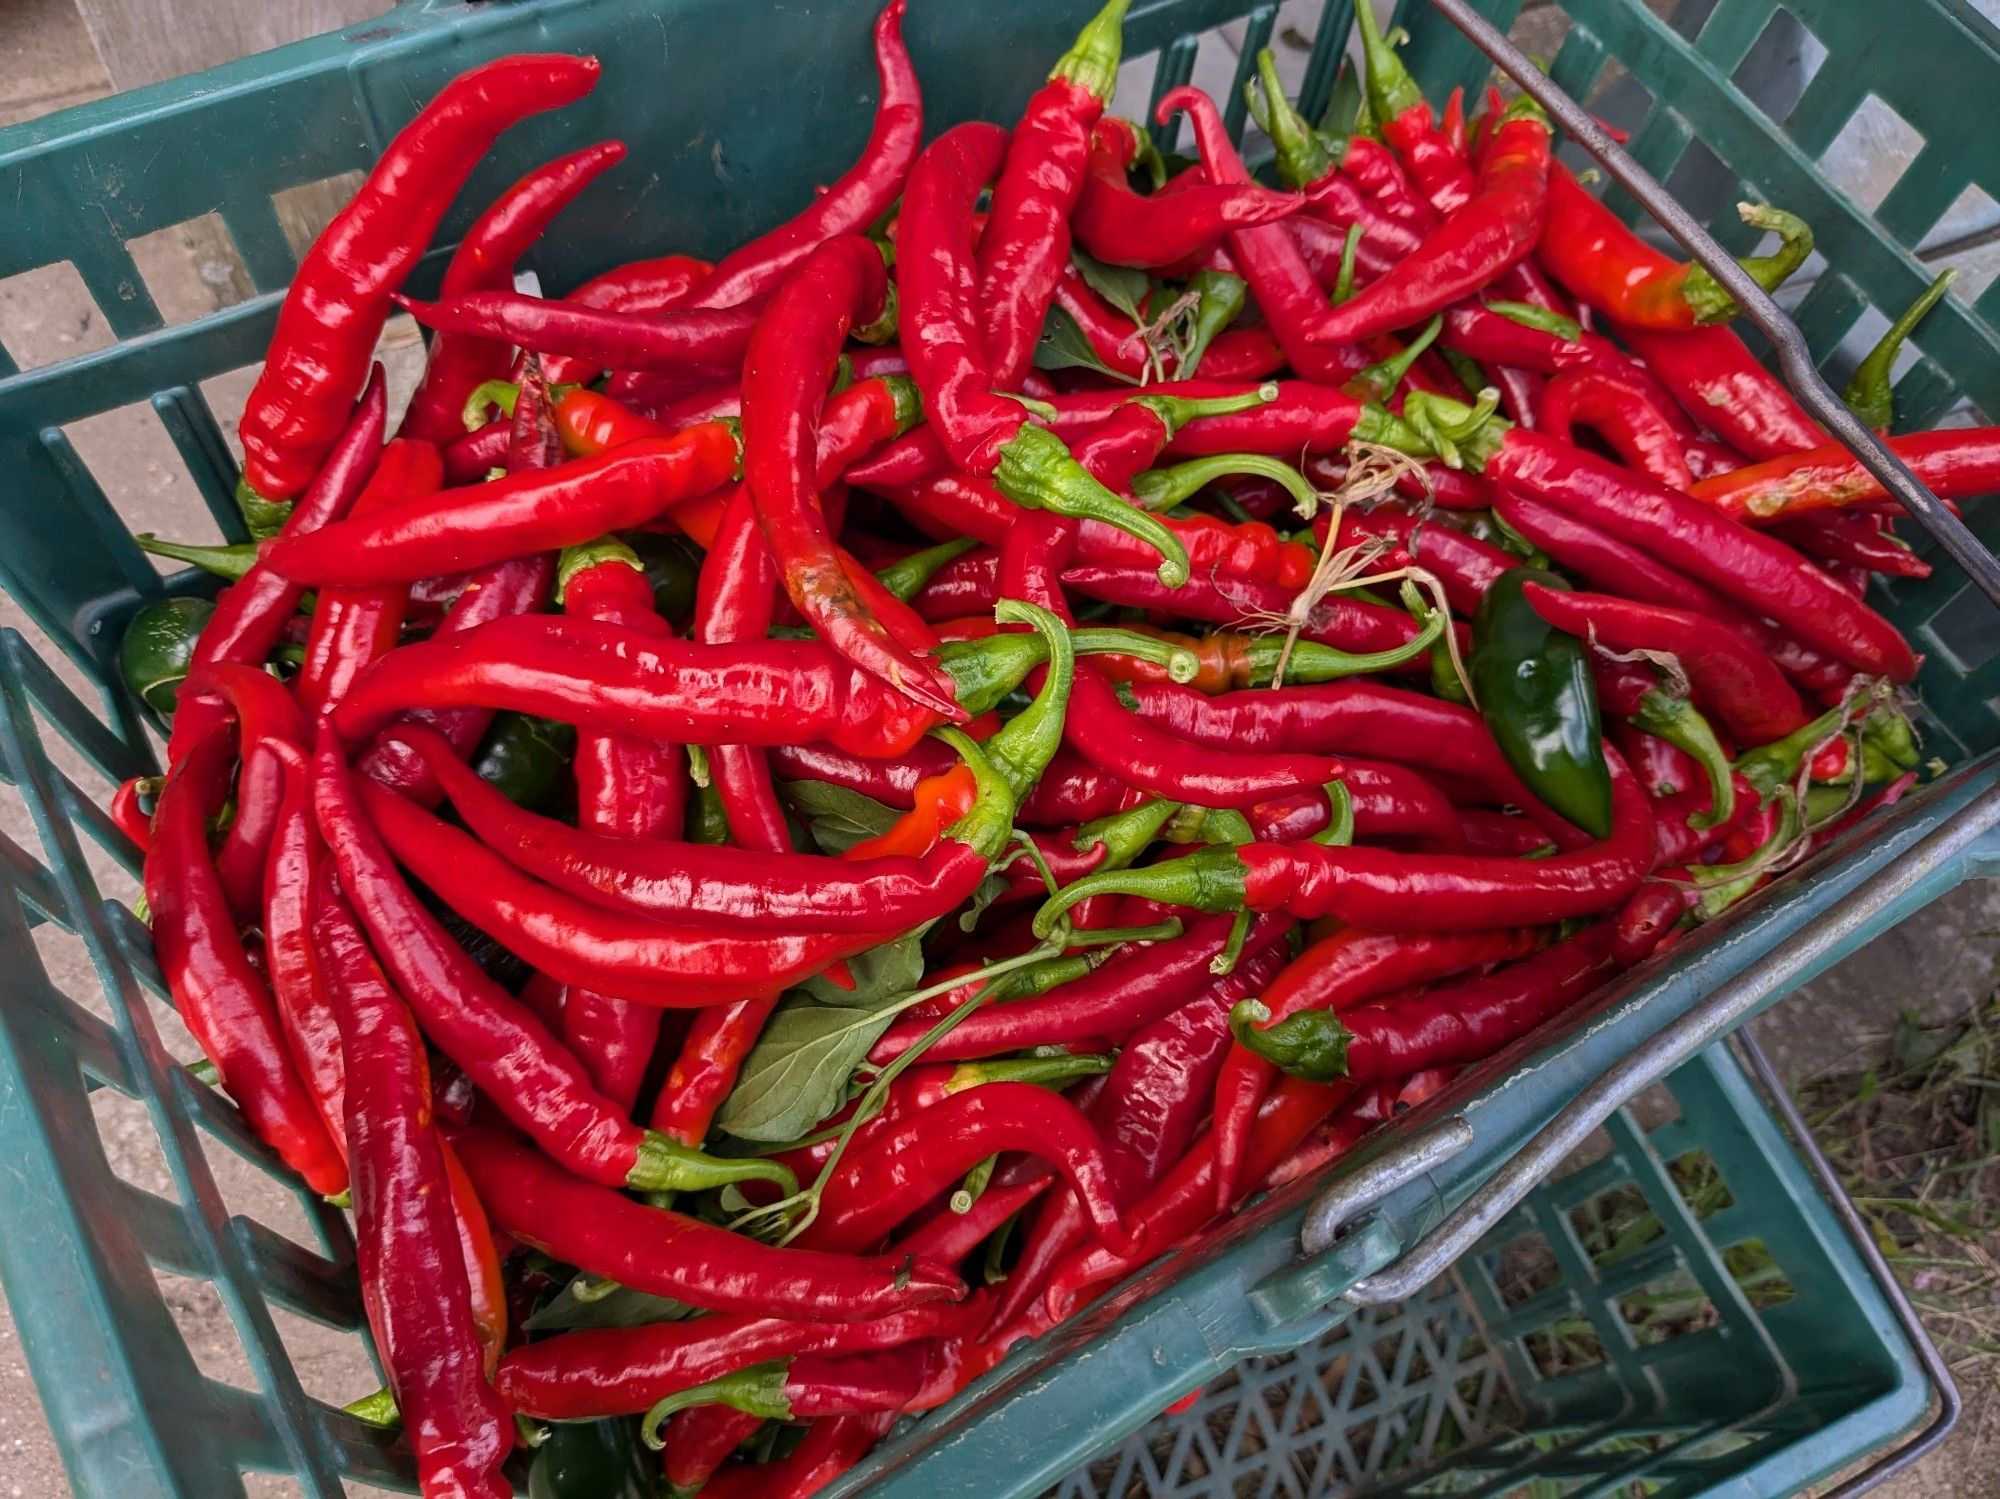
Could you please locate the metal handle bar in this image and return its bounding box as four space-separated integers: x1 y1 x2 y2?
1301 777 2000 1295
1425 0 2000 610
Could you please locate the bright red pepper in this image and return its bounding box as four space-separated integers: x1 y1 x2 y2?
1075 116 1300 269
1772 511 1929 580
399 140 627 443
1689 427 2000 521
1613 321 1823 460
1536 362 1698 489
239 55 600 504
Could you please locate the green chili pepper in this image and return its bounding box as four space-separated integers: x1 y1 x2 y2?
135 534 259 582
618 530 702 627
120 596 217 715
528 1416 654 1499
1470 569 1611 838
472 712 577 813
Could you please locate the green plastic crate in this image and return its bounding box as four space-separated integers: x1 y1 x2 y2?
0 0 1990 1494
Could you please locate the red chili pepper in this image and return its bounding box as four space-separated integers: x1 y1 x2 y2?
1306 105 1552 345
638 1346 939 1444
870 913 1289 1065
176 662 311 919
263 422 742 587
293 437 444 715
449 1126 960 1335
109 775 156 854
1536 362 1697 489
1321 506 1514 618
1247 763 1466 852
1075 116 1299 269
1689 427 2000 521
989 938 1292 1331
502 1284 957 1419
977 0 1128 387
1048 262 1287 383
167 372 386 761
557 252 714 315
1259 1078 1408 1192
358 777 891 1006
356 370 563 806
239 55 600 504
397 289 758 376
1412 408 1919 682
550 385 672 457
315 900 511 1495
144 726 346 1195
696 1413 894 1499
312 726 767 1189
1156 88 1369 383
1521 582 1807 747
399 141 627 443
744 236 958 713
659 1409 769 1497
1540 165 1811 329
1233 925 1616 1082
791 1082 1136 1256
1771 512 1930 580
1613 321 1823 460
1211 926 1543 1208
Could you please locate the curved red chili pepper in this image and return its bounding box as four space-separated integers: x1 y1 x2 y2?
1049 262 1287 383
744 236 958 713
263 422 742 586
1247 761 1467 852
692 0 921 311
1521 582 1808 747
293 437 444 715
453 1126 962 1337
315 893 510 1495
1689 427 2000 521
539 254 713 386
978 0 1128 388
660 1409 768 1497
239 55 601 502
1307 107 1552 345
794 1082 1137 1256
167 371 386 762
399 140 627 443
1536 362 1696 489
396 290 758 376
1613 321 1823 459
1075 116 1300 269
177 661 311 917
1772 511 1929 580
145 727 345 1195
1321 506 1514 618
1156 88 1370 384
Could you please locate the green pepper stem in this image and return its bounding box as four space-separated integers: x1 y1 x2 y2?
556 536 644 603
135 534 259 582
1246 47 1339 189
1032 845 1248 939
1632 689 1735 830
1182 271 1251 379
1344 315 1444 404
994 424 1191 586
1313 780 1356 846
1129 452 1321 519
462 378 520 431
642 1362 793 1447
1131 381 1277 439
1074 798 1182 867
1354 0 1424 125
1050 0 1130 100
933 727 1017 860
1163 803 1255 846
853 282 900 345
628 1132 797 1195
1483 299 1582 342
982 598 1077 802
875 536 978 602
1069 627 1199 682
343 1388 401 1429
1682 204 1816 323
235 477 293 542
1333 223 1364 306
1393 390 1511 472
1229 999 1353 1081
1844 269 1955 430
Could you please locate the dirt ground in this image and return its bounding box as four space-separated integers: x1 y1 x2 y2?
0 0 1991 1494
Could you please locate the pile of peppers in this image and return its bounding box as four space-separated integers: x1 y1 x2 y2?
116 3 1974 1493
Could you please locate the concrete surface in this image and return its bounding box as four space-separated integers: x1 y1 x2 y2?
0 0 1991 1494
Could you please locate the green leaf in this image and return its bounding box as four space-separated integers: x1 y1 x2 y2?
715 932 926 1142
1074 249 1153 324
779 779 900 856
1033 303 1138 385
523 1280 697 1333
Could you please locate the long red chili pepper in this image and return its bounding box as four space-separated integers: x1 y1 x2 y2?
396 290 759 377
1074 116 1299 269
794 1082 1137 1256
262 421 742 587
1539 165 1811 329
1536 362 1697 489
978 0 1128 388
292 437 444 715
1305 104 1552 345
450 1126 961 1330
497 1296 971 1421
744 234 959 712
311 726 772 1190
356 368 562 805
1689 427 2000 521
1521 583 1808 747
1232 925 1617 1082
144 726 345 1195
238 55 600 505
167 371 385 760
317 901 511 1495
1211 926 1543 1209
358 779 889 1007
547 541 685 1111
1773 512 1929 580
398 140 627 443
697 1412 895 1499
1404 405 1919 682
1613 321 1823 460
176 661 310 918
1156 88 1369 384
